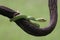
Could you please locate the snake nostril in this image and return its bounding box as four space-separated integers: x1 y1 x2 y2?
14 13 20 17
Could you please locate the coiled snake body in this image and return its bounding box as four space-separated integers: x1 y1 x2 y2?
0 0 58 36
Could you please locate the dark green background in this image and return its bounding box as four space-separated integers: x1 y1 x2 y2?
0 0 60 40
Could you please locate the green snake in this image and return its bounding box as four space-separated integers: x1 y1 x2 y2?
0 0 58 36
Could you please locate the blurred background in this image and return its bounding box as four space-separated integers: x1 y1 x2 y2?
0 0 60 40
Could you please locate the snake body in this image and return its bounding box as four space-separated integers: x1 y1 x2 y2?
0 0 58 36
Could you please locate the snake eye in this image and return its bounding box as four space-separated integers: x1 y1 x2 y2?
27 16 47 22
36 18 47 22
